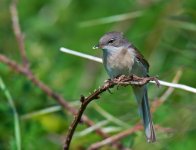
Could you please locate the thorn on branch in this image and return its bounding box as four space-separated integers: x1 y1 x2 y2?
80 95 85 103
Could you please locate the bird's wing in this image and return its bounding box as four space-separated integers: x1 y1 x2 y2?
130 45 149 73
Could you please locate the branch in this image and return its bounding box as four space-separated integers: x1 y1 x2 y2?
64 75 159 150
60 47 196 94
88 70 181 149
0 54 77 114
88 124 173 150
0 54 109 139
88 124 142 150
151 69 182 112
10 0 29 68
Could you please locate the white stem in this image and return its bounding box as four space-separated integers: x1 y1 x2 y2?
60 47 102 63
60 47 196 94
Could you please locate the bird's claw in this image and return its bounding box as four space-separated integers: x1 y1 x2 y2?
113 75 126 83
104 79 111 83
148 76 160 87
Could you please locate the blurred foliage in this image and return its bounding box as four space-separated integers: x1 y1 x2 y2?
0 0 196 149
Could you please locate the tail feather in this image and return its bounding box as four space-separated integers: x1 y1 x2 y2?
133 85 156 142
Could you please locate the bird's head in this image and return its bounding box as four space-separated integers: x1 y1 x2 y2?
93 32 130 51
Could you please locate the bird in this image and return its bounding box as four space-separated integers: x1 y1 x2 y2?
93 31 156 142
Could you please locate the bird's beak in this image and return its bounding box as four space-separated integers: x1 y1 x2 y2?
92 44 100 49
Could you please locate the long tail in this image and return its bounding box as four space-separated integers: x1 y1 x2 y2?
132 85 156 142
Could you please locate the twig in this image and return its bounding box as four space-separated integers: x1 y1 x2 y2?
160 69 182 101
0 54 76 113
0 54 109 139
60 47 102 63
10 0 29 68
88 124 143 150
60 47 196 93
151 69 182 112
64 75 159 150
88 124 173 150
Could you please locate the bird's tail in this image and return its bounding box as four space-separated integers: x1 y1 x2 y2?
132 85 156 142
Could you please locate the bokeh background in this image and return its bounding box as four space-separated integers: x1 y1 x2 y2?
0 0 196 149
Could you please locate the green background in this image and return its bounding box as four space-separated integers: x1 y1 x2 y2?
0 0 196 149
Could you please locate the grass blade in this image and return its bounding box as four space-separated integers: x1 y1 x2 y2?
79 11 143 27
0 77 21 150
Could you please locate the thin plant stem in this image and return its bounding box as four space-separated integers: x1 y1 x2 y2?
0 77 21 150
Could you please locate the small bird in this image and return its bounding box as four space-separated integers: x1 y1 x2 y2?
94 31 156 142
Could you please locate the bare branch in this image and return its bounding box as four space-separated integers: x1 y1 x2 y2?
60 47 196 93
88 124 173 150
64 75 159 150
10 0 29 68
0 54 109 139
151 69 182 112
88 124 142 150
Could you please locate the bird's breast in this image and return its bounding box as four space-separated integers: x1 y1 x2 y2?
103 48 135 78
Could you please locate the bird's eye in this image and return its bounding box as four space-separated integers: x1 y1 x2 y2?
108 38 115 44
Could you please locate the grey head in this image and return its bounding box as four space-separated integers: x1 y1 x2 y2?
93 32 131 51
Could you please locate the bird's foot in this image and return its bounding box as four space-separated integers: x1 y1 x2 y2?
132 74 142 81
115 75 127 82
131 75 160 87
114 75 127 89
